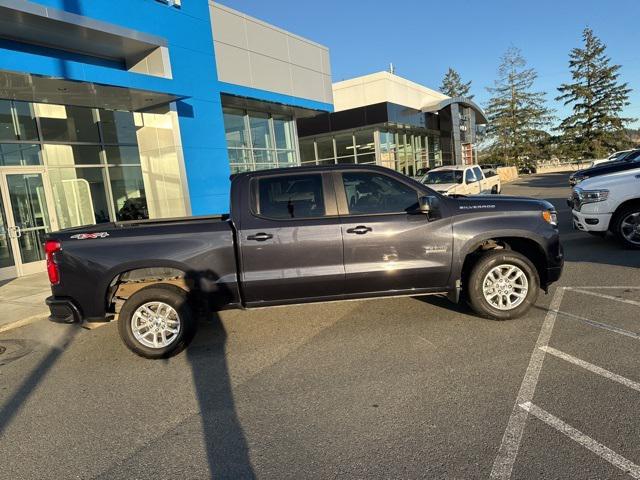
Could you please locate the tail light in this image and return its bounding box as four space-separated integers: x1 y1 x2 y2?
45 240 61 285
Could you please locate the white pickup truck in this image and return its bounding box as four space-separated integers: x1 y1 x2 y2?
421 165 501 196
569 167 640 248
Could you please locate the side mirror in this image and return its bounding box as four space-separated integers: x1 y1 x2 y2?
418 196 432 214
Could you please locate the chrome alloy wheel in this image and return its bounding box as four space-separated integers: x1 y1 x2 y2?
131 302 181 349
482 264 529 311
620 212 640 245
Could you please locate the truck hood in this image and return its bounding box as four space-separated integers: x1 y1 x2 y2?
450 195 554 212
571 158 635 178
578 166 640 189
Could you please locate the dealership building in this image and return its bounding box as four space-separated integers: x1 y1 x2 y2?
0 0 484 279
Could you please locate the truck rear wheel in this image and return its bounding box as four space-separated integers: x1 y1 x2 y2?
466 250 539 320
118 284 195 359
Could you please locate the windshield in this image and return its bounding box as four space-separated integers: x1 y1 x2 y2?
423 170 463 185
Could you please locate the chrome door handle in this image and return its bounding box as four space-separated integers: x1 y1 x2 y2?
247 232 273 242
346 225 372 235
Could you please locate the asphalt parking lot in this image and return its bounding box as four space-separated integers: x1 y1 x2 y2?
1 172 639 479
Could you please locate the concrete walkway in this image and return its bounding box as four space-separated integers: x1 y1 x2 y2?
0 273 50 333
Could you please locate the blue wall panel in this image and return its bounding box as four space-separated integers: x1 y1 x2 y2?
0 0 331 214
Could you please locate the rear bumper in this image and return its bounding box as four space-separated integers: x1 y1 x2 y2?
46 296 82 324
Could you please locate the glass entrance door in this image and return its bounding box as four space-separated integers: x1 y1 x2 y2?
0 170 57 277
0 188 17 280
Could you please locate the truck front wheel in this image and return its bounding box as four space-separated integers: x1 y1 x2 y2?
611 204 640 249
466 250 539 320
118 284 196 359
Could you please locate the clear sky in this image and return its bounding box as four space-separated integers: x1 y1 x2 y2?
218 0 640 127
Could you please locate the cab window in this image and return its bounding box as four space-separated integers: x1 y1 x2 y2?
255 174 325 219
342 172 418 215
465 169 477 183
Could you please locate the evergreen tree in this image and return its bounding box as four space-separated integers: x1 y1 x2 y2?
485 47 553 165
440 67 474 99
556 28 633 158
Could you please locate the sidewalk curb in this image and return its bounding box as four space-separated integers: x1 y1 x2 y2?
0 311 49 335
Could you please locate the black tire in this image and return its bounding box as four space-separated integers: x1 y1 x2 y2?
491 185 500 194
465 250 540 320
611 204 640 249
118 284 196 359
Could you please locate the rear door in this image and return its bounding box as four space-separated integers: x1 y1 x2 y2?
238 171 345 305
336 170 453 295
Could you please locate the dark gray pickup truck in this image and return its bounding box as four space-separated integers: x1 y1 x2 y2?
45 165 563 358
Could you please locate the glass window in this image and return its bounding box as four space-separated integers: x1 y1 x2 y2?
223 108 248 149
105 146 141 165
249 112 272 149
299 138 316 163
100 110 139 144
0 100 13 141
109 166 149 221
465 169 477 183
473 166 484 180
49 168 111 228
273 115 295 150
257 174 325 219
355 130 375 158
252 149 275 167
0 144 41 166
356 153 376 164
43 144 102 166
335 133 355 159
277 151 297 168
424 169 463 184
342 172 418 215
15 102 38 141
316 137 334 160
228 148 252 174
37 104 100 143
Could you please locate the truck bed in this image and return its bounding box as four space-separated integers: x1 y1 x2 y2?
48 215 240 320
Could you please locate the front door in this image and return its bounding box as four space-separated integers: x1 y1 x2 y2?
337 170 453 295
0 169 58 279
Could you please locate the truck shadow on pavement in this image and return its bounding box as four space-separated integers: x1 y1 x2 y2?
184 270 256 479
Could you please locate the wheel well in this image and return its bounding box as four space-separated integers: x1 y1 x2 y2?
461 237 548 290
106 267 187 315
609 198 640 231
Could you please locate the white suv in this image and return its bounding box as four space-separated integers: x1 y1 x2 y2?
569 167 640 248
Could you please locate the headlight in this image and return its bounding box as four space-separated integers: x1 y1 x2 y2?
542 210 558 226
572 187 609 211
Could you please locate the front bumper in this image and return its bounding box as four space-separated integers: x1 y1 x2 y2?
46 296 82 324
571 210 611 232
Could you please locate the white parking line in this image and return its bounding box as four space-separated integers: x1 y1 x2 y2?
489 288 565 480
570 288 640 307
565 286 640 290
520 402 640 479
540 346 640 392
555 310 640 340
